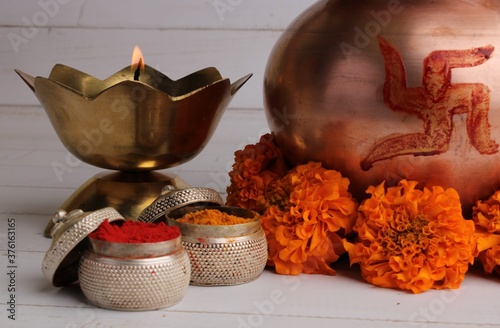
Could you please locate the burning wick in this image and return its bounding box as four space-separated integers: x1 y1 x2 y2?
131 45 145 81
134 58 142 81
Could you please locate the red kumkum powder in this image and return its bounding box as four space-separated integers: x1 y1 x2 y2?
89 219 180 243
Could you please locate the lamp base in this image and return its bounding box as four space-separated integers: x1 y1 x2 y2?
44 171 191 237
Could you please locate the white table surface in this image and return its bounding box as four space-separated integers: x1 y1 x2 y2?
1 1 500 327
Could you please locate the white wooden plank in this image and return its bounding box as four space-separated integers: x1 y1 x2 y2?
0 164 100 188
0 214 51 252
0 249 499 327
2 27 281 109
0 185 73 215
1 0 316 30
0 106 63 152
1 0 86 27
7 305 474 328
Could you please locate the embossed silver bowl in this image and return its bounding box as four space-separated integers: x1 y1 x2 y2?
167 206 268 286
79 235 191 311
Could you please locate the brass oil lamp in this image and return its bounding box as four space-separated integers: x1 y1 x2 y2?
16 47 251 236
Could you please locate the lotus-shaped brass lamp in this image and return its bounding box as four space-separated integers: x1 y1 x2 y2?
16 62 251 236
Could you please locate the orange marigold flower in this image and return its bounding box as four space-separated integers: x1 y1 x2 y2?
344 180 475 294
472 190 500 275
261 161 358 276
226 133 287 214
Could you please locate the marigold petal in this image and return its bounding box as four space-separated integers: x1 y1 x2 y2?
279 239 307 264
275 225 294 246
274 257 303 275
302 256 337 276
295 222 315 240
346 180 474 293
476 234 500 253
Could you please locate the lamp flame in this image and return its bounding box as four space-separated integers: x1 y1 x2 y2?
131 46 145 80
131 46 145 71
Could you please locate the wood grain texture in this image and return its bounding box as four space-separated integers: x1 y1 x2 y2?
1 0 317 30
1 0 317 109
3 27 282 108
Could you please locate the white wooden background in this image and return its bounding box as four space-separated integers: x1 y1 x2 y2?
1 0 317 110
1 1 500 328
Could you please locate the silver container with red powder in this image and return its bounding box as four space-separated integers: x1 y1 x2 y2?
42 207 191 311
80 235 190 311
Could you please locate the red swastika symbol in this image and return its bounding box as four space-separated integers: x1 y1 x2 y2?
361 36 498 171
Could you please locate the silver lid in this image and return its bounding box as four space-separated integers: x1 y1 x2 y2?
136 185 224 224
41 207 125 287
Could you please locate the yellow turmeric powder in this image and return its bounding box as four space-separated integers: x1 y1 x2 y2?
177 209 258 225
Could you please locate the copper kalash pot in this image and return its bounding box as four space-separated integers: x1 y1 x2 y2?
264 0 500 214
